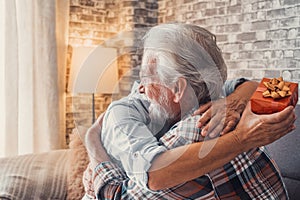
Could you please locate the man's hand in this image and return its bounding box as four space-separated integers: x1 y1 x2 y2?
193 80 258 138
84 113 111 169
233 103 296 150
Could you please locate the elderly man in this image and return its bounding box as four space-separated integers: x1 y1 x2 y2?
83 23 295 199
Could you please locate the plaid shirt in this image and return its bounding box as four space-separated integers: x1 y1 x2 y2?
83 115 288 200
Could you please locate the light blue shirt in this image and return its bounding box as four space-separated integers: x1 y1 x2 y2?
101 78 247 189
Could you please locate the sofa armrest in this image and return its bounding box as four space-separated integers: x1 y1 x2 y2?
0 149 71 200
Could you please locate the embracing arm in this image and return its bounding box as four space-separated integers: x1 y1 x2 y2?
148 104 295 190
149 132 242 190
194 80 258 137
225 80 259 113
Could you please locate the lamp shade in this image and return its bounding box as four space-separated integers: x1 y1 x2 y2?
68 46 119 94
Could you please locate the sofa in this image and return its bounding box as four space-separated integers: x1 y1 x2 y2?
265 105 300 199
0 106 299 200
0 131 89 200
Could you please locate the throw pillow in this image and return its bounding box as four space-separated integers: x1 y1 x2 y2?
0 149 70 199
66 127 90 200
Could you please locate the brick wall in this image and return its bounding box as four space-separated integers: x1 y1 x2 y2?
158 0 300 99
66 0 158 144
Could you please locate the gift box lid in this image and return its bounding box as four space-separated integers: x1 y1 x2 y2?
250 78 298 114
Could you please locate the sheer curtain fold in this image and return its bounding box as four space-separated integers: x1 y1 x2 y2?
0 0 68 157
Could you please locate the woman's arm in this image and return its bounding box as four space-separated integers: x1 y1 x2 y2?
148 104 295 190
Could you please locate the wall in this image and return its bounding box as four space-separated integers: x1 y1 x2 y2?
158 0 300 82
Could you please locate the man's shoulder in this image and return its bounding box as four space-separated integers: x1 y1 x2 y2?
104 93 150 126
108 92 149 112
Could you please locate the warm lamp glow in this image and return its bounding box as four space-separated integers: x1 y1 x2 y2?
68 46 119 94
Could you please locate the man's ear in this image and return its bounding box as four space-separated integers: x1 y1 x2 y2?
173 77 187 103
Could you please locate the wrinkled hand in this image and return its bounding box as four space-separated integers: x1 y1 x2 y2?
84 112 111 169
194 94 246 138
233 103 296 150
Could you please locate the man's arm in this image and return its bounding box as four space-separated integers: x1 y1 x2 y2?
84 113 111 168
147 104 295 190
101 100 168 189
82 114 128 199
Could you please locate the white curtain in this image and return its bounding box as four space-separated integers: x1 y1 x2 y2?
0 0 69 157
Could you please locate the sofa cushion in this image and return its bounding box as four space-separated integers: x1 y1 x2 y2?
266 105 300 199
66 128 89 200
267 130 300 180
0 149 70 200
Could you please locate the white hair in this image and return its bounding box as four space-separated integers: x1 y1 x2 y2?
142 23 227 104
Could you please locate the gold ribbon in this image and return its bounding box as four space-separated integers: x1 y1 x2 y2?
262 77 291 99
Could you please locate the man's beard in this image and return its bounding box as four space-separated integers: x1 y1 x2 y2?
147 94 175 137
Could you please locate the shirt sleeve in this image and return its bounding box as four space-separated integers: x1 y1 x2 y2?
92 162 127 194
223 78 248 97
101 97 167 190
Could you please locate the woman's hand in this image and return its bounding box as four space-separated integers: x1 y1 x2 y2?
193 95 244 138
233 103 296 150
193 80 258 138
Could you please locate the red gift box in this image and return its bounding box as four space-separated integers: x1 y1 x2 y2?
250 78 298 114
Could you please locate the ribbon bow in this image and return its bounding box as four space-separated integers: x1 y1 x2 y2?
262 77 291 99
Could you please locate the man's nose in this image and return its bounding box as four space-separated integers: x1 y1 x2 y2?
139 84 145 94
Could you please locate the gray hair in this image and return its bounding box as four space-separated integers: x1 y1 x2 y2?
142 23 227 104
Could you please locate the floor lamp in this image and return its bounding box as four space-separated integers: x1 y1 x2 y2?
68 46 119 124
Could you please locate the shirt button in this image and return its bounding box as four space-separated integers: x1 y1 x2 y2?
133 152 139 158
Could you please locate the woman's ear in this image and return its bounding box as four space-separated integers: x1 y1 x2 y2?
173 77 187 103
